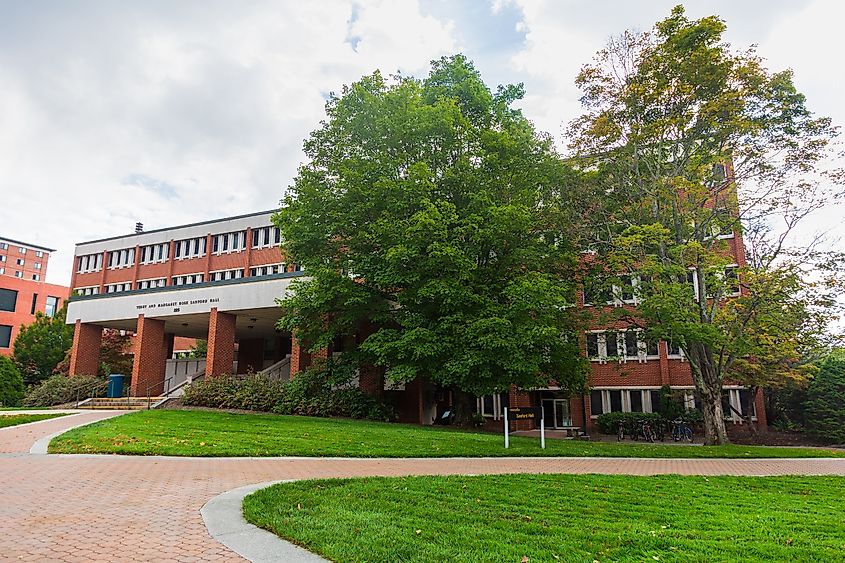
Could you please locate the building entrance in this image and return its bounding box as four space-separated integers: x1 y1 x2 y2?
541 398 572 428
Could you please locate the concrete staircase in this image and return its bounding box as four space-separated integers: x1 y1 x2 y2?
77 397 167 410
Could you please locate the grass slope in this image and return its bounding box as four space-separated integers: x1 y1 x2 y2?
0 413 69 428
244 474 845 562
48 409 844 458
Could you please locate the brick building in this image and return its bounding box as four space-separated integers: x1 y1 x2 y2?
65 206 764 433
66 211 315 396
0 237 70 356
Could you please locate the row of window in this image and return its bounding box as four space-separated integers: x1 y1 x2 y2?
210 268 244 281
0 256 41 269
0 289 60 316
589 388 756 420
585 330 682 362
74 263 300 295
583 267 740 306
0 243 44 257
74 227 283 273
0 268 40 280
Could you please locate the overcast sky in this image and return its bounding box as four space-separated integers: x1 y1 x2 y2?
1 0 842 286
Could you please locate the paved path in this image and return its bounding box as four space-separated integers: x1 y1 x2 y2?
1 413 844 561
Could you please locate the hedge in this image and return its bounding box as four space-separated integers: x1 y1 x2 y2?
23 374 107 407
182 360 396 422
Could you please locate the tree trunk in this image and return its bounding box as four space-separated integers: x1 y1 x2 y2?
743 385 759 441
685 342 730 445
451 388 477 427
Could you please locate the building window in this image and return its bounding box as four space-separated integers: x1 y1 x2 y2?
30 293 38 314
0 288 18 312
136 278 166 290
14 271 22 278
77 253 103 273
171 273 204 286
0 267 4 275
18 247 26 254
476 393 506 420
140 243 169 264
667 341 682 358
105 282 133 294
212 231 246 255
107 248 135 269
34 262 42 270
0 255 5 262
210 269 244 282
0 243 7 250
251 226 281 249
31 274 40 281
174 237 207 260
75 287 100 296
249 263 285 277
45 296 59 317
35 250 44 258
16 258 24 266
0 325 12 348
590 389 659 417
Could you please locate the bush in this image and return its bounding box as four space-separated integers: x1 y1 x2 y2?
805 352 845 444
181 374 287 412
595 412 664 434
0 356 25 407
23 374 106 407
182 358 396 422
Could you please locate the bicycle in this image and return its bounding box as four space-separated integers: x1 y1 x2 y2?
617 420 625 442
640 420 656 443
671 419 694 442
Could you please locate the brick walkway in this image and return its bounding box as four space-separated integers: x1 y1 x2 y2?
1 413 844 562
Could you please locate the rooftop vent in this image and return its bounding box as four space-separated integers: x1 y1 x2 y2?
135 222 144 234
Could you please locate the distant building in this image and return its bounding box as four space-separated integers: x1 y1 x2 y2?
0 237 70 356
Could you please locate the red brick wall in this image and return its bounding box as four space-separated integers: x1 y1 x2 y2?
68 320 102 376
206 308 235 377
130 315 168 395
0 276 70 356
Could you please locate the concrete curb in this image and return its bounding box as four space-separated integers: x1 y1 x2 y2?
29 411 130 455
201 480 329 563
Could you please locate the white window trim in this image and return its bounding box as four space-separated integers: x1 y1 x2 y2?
477 394 504 420
74 286 100 296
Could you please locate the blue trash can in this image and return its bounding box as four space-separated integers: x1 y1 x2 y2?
107 374 125 398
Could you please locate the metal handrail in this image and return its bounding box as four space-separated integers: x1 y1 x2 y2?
145 377 173 410
74 379 107 409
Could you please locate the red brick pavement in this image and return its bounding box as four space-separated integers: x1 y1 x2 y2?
0 413 843 561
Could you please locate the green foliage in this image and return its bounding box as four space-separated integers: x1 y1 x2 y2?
595 409 703 435
0 356 25 407
276 54 589 397
805 351 845 444
187 339 207 358
23 374 106 407
182 359 396 422
568 6 842 444
12 302 74 384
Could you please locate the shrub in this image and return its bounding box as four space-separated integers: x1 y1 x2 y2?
181 358 396 422
805 352 845 444
595 412 664 434
181 374 287 412
23 374 106 407
0 356 25 407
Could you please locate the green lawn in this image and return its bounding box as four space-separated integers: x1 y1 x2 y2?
0 413 70 428
244 474 845 562
48 409 844 458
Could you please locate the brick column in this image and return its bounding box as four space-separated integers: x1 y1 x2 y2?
358 363 384 399
207 308 236 377
290 333 329 376
68 320 102 376
236 338 264 374
130 315 168 396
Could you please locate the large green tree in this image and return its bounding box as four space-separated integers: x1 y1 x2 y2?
12 302 74 385
568 6 842 443
276 55 589 410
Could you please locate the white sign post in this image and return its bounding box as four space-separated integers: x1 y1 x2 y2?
503 407 509 449
540 409 546 449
